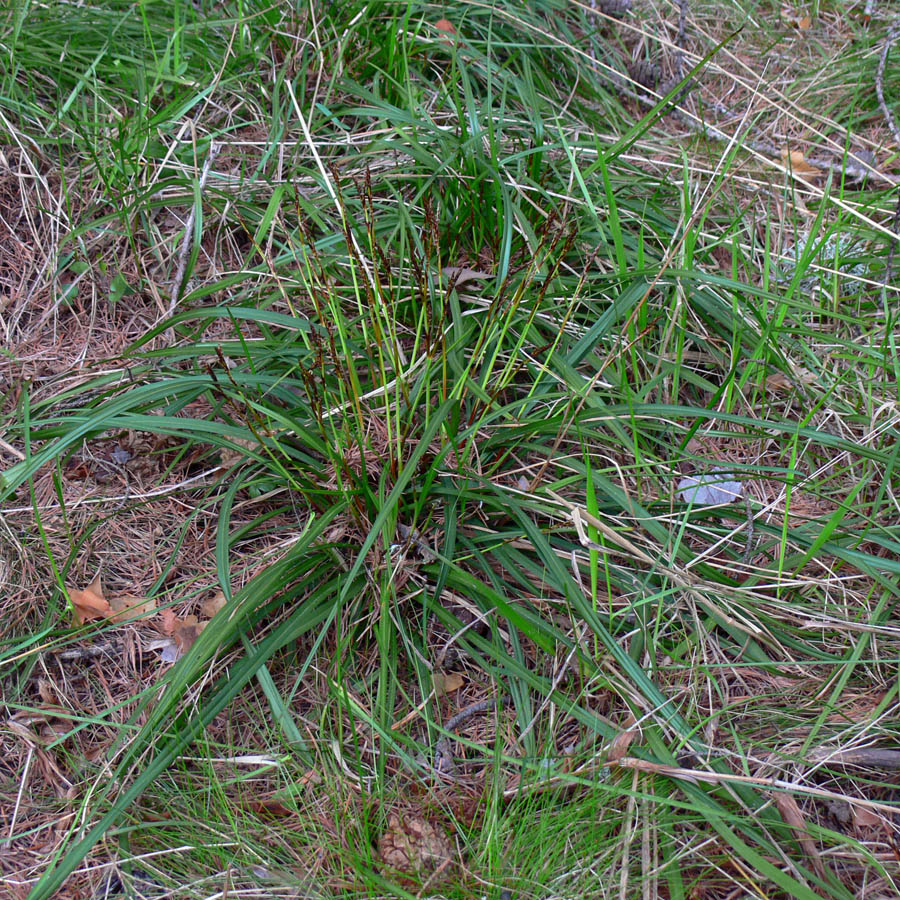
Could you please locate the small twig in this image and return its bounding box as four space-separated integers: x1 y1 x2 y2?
612 756 900 817
741 496 756 565
874 18 900 297
589 0 632 17
882 194 900 307
674 0 689 77
395 522 436 562
46 640 123 662
808 747 900 770
431 696 508 777
876 18 900 150
0 434 26 460
168 141 220 319
8 745 32 839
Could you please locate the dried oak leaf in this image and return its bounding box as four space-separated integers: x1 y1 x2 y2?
765 368 817 394
433 18 457 45
607 716 640 763
780 148 820 179
157 603 217 662
159 607 179 636
67 574 113 626
200 590 227 619
173 615 206 655
109 592 157 623
433 672 464 696
248 798 295 819
782 7 812 29
218 435 263 469
442 265 489 287
774 792 826 879
67 572 155 626
852 804 883 829
377 810 455 882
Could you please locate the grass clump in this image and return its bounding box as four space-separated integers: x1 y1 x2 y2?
1 1 899 898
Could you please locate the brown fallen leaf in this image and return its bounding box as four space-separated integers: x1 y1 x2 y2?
433 18 457 46
433 672 464 696
200 590 227 619
67 573 113 625
442 266 491 287
109 592 157 623
158 599 223 662
764 368 818 394
774 792 826 879
67 571 156 626
159 607 179 636
607 717 640 763
219 435 262 468
782 7 812 29
780 148 820 180
173 614 206 655
852 804 883 829
247 798 294 819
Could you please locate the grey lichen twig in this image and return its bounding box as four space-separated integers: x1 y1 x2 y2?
589 0 632 17
431 696 508 778
674 0 689 77
881 196 900 307
876 18 900 150
875 17 900 299
168 141 221 320
741 496 756 565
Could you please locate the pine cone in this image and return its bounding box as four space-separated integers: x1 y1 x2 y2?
628 60 661 89
591 0 633 17
377 810 455 882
